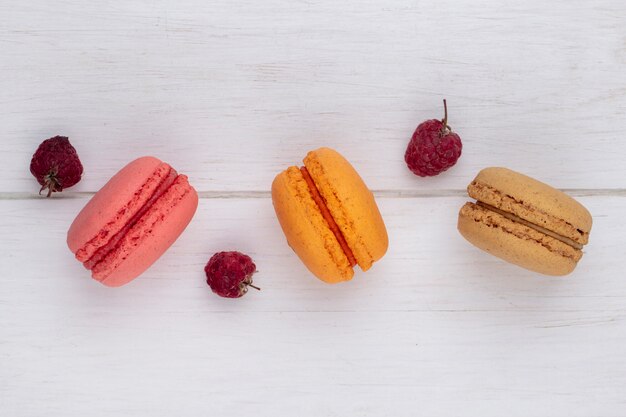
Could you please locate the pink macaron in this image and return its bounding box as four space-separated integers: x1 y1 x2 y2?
67 156 198 287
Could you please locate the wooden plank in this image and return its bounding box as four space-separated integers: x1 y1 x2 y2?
1 195 625 416
1 0 625 193
0 195 624 312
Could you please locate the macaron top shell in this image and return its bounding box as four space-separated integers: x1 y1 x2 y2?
303 148 388 271
469 167 592 245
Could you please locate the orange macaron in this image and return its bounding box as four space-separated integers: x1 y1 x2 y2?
272 147 388 283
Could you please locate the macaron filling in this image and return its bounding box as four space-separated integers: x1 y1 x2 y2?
300 166 357 267
475 201 583 250
82 167 179 271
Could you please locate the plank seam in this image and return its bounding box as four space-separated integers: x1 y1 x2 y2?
0 189 625 200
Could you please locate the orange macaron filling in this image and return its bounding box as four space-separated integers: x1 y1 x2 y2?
82 167 179 271
300 166 357 267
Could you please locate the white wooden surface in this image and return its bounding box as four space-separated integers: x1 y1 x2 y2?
1 1 626 416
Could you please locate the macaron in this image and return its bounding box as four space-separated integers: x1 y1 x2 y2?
67 156 198 287
272 147 388 283
458 167 592 276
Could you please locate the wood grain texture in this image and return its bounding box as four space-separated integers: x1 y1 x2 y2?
1 196 626 416
1 0 626 193
1 0 626 416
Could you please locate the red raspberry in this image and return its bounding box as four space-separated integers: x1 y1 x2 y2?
30 136 83 197
405 100 462 177
205 251 259 298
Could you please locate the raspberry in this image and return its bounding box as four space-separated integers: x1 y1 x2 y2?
405 100 462 177
30 136 83 197
205 251 259 298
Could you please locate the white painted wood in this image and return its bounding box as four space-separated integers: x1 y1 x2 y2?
1 0 625 193
2 0 626 416
1 196 625 416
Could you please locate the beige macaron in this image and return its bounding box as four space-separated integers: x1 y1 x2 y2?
457 167 592 276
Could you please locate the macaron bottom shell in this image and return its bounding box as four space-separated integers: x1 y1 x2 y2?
272 166 354 284
458 202 579 276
